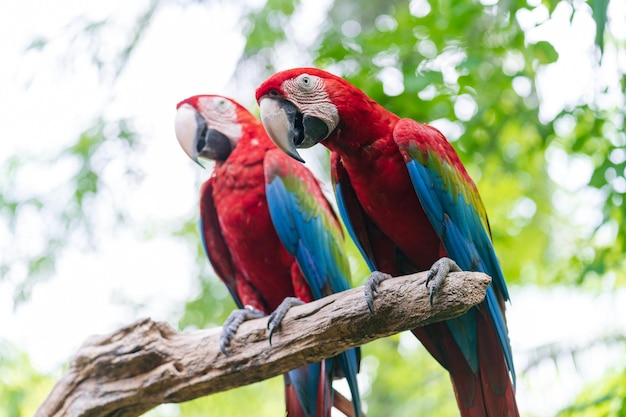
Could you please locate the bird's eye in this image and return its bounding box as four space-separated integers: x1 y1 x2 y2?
299 75 313 89
216 99 228 112
269 89 280 97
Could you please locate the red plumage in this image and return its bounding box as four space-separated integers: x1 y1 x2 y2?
176 95 360 417
200 131 314 311
257 68 518 416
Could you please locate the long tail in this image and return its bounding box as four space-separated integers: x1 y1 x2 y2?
284 360 333 417
336 348 363 417
284 348 363 417
412 306 519 417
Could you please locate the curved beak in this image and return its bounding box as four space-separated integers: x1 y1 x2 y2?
259 97 330 163
175 104 205 167
175 104 232 165
259 97 304 162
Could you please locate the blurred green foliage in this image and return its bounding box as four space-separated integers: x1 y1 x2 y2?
5 0 625 416
558 361 626 416
147 377 286 417
1 118 141 305
0 342 54 417
189 0 626 415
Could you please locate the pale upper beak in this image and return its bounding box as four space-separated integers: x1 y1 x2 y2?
259 97 305 162
175 104 233 165
259 97 332 163
174 104 204 166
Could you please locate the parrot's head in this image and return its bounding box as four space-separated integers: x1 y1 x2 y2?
175 95 255 166
256 68 356 162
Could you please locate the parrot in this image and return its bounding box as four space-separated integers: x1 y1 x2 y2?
174 94 362 417
256 68 519 417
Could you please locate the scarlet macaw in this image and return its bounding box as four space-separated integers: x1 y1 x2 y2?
256 69 518 416
174 94 362 417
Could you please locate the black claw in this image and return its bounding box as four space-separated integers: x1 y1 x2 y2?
268 321 278 346
267 297 304 345
267 310 278 345
425 267 436 287
364 271 392 315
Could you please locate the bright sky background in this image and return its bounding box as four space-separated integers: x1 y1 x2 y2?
0 0 246 373
1 1 625 416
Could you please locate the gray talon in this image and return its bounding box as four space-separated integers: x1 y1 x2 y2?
220 307 265 355
425 257 461 306
364 271 392 315
267 297 304 345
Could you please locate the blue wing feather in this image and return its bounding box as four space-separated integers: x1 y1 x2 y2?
286 360 333 417
335 182 377 272
396 119 516 386
264 150 362 417
266 177 332 298
331 155 378 272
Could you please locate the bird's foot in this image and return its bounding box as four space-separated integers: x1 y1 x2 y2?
364 271 393 315
425 257 461 306
267 297 304 345
220 306 265 355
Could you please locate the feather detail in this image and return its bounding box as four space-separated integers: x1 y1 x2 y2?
265 149 362 417
265 148 351 296
199 178 242 308
255 68 519 416
331 152 377 271
285 362 333 417
394 118 515 383
181 95 362 417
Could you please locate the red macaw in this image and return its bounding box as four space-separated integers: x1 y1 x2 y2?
256 68 519 417
174 94 362 417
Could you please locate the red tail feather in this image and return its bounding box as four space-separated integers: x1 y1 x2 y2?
316 360 332 417
284 362 333 417
413 308 518 417
285 381 307 417
476 306 519 417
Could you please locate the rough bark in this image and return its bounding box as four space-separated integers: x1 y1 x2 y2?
36 270 491 417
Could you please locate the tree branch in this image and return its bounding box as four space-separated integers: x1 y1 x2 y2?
36 270 491 417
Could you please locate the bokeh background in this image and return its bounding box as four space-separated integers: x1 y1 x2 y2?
1 0 625 416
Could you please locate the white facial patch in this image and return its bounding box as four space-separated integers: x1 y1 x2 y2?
196 96 243 148
282 74 340 136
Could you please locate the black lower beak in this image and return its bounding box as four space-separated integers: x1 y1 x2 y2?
260 98 329 163
193 109 232 161
198 132 231 163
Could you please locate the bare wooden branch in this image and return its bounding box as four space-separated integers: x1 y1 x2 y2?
36 270 491 417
